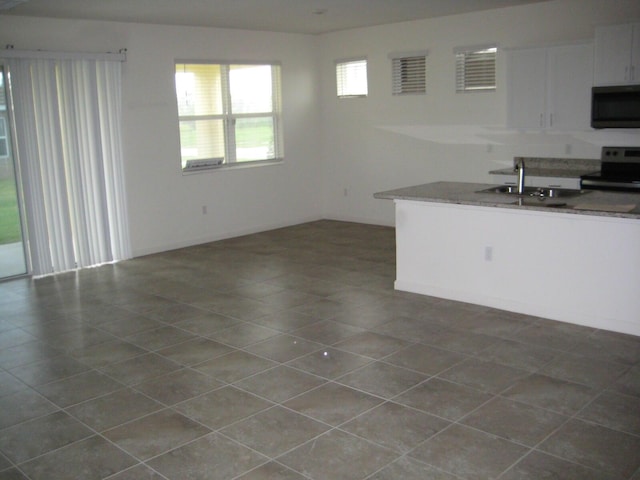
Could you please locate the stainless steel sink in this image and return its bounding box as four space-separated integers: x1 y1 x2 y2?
477 185 591 199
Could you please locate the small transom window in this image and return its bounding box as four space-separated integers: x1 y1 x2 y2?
390 52 427 95
455 45 497 92
336 58 368 98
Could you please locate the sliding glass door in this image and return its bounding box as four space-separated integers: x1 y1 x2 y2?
0 66 27 279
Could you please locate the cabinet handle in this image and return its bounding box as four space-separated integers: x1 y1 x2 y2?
626 65 630 82
540 113 544 128
550 113 554 127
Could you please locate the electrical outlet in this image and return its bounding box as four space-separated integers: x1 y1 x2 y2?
202 205 207 215
343 188 348 197
484 246 493 262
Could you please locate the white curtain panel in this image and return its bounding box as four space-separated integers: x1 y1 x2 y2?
8 57 131 276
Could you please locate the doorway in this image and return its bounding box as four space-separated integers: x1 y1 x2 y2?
0 66 27 279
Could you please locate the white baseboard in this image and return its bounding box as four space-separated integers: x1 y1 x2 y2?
132 215 324 258
395 280 640 338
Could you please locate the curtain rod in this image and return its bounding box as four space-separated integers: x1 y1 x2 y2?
1 46 127 62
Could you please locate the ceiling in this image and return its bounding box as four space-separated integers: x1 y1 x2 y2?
1 0 552 35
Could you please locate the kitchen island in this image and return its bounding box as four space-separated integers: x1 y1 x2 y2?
375 182 640 336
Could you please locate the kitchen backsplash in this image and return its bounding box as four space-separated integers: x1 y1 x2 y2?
512 156 600 170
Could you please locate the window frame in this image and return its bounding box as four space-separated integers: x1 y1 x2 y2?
336 58 368 98
174 60 283 173
454 45 497 93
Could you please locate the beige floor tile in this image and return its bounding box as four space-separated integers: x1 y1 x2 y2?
148 433 267 480
103 409 211 460
1 221 637 480
278 429 396 480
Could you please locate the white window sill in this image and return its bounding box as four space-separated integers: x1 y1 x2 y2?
181 158 284 175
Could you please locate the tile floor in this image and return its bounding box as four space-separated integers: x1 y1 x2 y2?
0 220 639 480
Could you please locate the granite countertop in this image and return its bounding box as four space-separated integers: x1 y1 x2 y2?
489 156 601 179
374 181 640 220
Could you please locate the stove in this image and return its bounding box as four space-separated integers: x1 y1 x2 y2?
580 146 640 192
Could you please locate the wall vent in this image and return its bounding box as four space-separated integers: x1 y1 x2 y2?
184 158 224 171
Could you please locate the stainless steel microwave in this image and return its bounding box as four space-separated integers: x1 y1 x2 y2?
591 84 640 128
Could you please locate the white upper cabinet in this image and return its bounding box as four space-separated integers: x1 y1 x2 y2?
507 43 594 130
507 48 547 129
547 45 594 130
594 23 640 85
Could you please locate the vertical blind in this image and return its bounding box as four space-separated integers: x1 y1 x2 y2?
7 56 131 276
455 46 497 92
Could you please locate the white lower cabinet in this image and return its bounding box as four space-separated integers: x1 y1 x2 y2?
497 175 581 190
394 199 640 336
528 177 581 189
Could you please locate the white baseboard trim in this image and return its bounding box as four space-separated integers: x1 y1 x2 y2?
132 215 324 258
395 279 640 337
322 214 395 228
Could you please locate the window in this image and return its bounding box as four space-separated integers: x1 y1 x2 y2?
390 51 427 95
174 62 282 171
455 45 497 92
0 73 7 158
0 117 8 158
336 59 368 98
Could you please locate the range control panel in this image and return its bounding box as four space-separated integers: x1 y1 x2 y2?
601 146 640 163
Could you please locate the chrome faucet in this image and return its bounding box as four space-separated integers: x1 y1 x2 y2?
515 159 526 194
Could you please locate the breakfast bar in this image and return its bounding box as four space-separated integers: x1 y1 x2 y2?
375 181 640 336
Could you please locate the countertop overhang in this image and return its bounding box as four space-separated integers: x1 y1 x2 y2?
374 181 640 220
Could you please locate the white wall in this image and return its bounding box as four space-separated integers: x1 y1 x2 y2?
0 16 323 256
318 0 640 226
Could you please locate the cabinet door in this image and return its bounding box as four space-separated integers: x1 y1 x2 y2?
529 177 581 189
594 24 633 85
547 44 594 130
507 48 547 129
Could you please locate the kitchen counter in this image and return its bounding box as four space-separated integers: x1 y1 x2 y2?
374 181 640 219
376 181 640 336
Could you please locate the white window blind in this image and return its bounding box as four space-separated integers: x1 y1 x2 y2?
175 62 282 171
455 45 497 92
391 53 427 95
336 59 368 97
